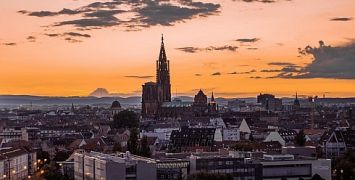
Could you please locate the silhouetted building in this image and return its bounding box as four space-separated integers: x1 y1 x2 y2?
257 93 282 111
192 90 218 117
208 92 218 115
141 36 217 119
142 35 171 118
110 100 122 117
293 92 301 110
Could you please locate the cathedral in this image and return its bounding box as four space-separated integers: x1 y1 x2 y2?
141 36 218 119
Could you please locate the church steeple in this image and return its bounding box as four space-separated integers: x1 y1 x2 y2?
211 91 215 102
294 92 300 109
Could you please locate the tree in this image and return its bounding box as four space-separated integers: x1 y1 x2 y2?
311 174 325 180
139 136 151 158
295 129 306 146
113 143 122 152
113 110 139 129
333 150 355 180
53 151 71 162
127 128 139 154
37 150 51 169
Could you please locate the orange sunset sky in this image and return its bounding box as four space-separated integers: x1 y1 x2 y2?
1 0 355 98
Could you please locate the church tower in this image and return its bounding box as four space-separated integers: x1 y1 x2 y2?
156 34 171 103
293 92 300 110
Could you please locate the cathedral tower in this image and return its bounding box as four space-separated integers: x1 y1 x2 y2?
156 34 171 103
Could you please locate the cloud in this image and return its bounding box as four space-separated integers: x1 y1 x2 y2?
280 66 301 73
84 9 125 19
136 1 220 26
206 45 238 52
45 33 61 37
250 76 262 79
236 0 291 3
268 62 296 66
211 72 221 76
19 0 221 31
64 32 91 38
27 36 36 42
55 17 119 28
2 43 16 46
330 17 353 21
64 37 82 43
18 8 86 17
44 32 91 42
45 32 90 38
228 69 256 74
44 32 91 43
247 47 258 50
272 41 355 79
195 74 202 76
235 38 260 43
19 10 57 17
55 9 126 28
260 69 281 73
124 75 154 79
176 47 200 53
177 45 238 53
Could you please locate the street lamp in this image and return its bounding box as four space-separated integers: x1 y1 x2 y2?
340 169 343 180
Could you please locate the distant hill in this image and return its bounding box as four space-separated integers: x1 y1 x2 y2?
1 95 353 106
0 95 238 106
0 95 141 105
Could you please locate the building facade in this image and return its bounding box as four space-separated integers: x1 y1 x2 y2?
73 151 156 180
0 148 36 180
259 154 331 180
189 155 263 180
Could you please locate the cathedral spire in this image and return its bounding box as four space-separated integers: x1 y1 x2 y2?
159 34 167 62
161 34 164 45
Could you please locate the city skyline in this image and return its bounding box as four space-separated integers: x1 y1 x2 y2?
1 0 355 97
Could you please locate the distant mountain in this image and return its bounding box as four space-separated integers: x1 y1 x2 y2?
89 88 110 97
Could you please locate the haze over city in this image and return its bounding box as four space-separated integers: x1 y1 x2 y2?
1 0 355 97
